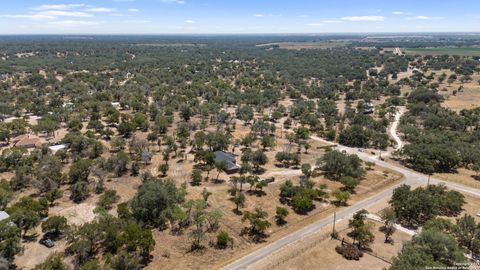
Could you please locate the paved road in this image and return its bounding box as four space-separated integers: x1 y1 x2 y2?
223 132 480 270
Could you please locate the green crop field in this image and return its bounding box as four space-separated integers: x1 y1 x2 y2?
404 47 480 56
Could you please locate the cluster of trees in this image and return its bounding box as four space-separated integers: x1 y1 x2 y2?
127 176 225 250
390 213 480 270
66 215 154 269
318 150 365 199
2 34 477 268
276 150 367 215
336 209 374 260
390 184 465 228
279 179 328 214
1 197 68 266
0 219 22 264
398 87 480 174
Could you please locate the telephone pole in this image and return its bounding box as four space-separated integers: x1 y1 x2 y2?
331 212 337 239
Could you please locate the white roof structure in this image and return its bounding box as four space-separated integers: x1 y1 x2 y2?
0 211 9 222
48 144 67 153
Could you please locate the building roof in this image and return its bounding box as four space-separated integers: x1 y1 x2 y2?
11 134 29 143
215 151 236 163
48 144 67 153
0 211 9 222
224 162 240 171
215 151 240 172
15 135 45 148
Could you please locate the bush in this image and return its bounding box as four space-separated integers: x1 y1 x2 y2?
292 195 313 214
97 190 119 210
70 181 89 203
216 231 232 249
275 206 289 225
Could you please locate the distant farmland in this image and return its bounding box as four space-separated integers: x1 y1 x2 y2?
404 47 480 56
256 41 348 50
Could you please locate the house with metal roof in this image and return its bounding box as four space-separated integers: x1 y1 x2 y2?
214 151 240 174
14 135 45 148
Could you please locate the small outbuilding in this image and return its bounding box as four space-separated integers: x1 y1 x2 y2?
214 151 240 174
0 211 9 222
48 144 68 153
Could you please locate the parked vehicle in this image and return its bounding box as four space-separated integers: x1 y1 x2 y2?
265 177 275 183
40 238 55 248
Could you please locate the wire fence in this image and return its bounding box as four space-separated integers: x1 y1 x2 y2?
263 231 334 270
261 224 393 270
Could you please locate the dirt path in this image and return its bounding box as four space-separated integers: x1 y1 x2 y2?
389 107 406 152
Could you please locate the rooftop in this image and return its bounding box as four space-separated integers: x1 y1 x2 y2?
0 211 9 221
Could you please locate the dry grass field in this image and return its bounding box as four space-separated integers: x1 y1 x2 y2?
404 47 480 56
442 85 480 111
254 193 480 270
143 161 402 270
256 42 347 50
8 117 402 270
270 220 411 270
434 168 480 190
441 194 480 223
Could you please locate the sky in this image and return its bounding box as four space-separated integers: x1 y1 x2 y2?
0 0 479 34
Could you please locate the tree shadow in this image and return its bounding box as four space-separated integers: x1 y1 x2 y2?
246 190 267 197
231 208 242 216
212 178 225 184
239 228 268 243
293 204 316 215
186 245 207 254
22 234 38 243
332 201 349 207
252 167 266 175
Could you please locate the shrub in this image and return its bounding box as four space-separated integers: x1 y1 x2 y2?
216 231 232 249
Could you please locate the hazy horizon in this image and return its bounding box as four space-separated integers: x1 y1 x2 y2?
0 0 479 35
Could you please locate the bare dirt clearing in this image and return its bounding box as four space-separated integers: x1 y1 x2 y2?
15 238 67 270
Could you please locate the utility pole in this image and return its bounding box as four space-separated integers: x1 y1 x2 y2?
427 174 431 186
331 212 337 239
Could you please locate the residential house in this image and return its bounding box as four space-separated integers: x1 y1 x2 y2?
214 151 240 174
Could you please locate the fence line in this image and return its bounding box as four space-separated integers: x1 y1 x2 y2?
259 224 393 270
264 231 333 270
262 222 350 270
